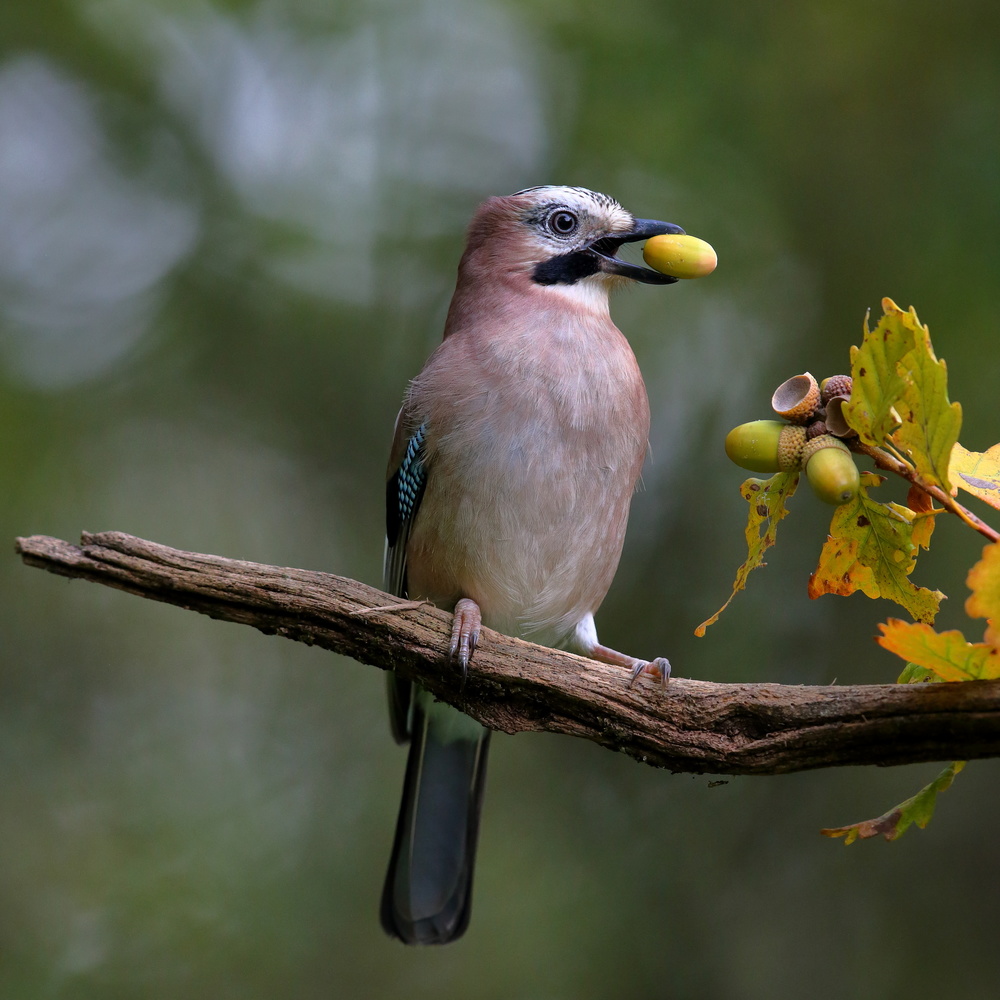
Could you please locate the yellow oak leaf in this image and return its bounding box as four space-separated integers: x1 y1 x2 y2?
949 442 1000 512
891 302 961 491
807 474 942 623
842 299 961 491
695 472 799 635
876 619 999 682
806 534 874 597
966 540 1000 651
842 298 916 447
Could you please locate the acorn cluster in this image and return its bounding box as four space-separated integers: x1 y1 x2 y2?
724 373 861 505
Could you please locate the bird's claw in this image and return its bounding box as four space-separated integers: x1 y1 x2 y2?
449 598 482 686
628 656 671 689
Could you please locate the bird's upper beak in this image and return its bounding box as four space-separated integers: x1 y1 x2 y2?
587 218 686 285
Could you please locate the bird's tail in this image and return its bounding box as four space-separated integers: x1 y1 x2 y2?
381 695 490 945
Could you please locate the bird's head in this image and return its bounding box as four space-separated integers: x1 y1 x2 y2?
460 185 685 298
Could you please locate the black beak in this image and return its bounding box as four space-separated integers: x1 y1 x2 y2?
588 218 686 285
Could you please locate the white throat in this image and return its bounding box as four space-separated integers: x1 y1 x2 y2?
535 274 612 315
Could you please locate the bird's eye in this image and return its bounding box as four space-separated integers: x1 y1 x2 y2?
548 210 578 236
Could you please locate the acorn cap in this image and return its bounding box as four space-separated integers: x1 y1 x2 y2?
824 396 856 438
801 433 850 464
772 373 821 424
777 424 807 471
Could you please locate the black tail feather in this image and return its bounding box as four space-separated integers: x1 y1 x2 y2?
381 703 490 945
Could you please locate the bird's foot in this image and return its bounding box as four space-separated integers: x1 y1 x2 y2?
587 642 671 688
449 598 482 684
627 656 671 689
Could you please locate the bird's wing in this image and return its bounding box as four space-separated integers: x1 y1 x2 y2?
384 408 428 742
381 409 490 944
384 409 428 599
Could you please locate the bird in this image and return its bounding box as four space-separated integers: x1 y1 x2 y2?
380 185 681 945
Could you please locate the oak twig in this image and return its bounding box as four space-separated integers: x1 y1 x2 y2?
15 531 1000 775
852 442 1000 543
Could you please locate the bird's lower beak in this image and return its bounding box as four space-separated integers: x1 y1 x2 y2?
588 218 686 285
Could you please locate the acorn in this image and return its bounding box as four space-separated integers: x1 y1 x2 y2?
724 420 784 473
771 373 821 424
820 374 853 404
642 234 718 279
802 435 860 505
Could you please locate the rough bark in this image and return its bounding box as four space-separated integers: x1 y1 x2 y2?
15 531 1000 774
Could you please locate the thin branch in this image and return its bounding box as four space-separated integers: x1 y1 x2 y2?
15 531 1000 775
853 441 1000 543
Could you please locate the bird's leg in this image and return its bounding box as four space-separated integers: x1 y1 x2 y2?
449 598 482 683
588 643 671 688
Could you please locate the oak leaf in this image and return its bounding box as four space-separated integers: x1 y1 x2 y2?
808 473 943 623
950 443 1000 512
821 762 965 844
695 472 798 635
966 540 1000 651
876 619 999 682
843 299 915 447
843 299 961 490
892 301 961 491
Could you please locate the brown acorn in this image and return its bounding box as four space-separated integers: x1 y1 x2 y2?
820 374 853 405
772 373 821 424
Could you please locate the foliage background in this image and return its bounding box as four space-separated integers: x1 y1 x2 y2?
2 1 999 996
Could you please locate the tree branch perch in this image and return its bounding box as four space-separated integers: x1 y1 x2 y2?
15 531 1000 775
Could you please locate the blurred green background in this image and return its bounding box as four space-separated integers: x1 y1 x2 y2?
3 1 999 996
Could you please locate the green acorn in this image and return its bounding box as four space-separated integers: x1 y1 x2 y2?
725 420 809 473
724 420 782 472
802 435 860 505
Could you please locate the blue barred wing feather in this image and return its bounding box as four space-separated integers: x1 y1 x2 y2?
384 417 428 743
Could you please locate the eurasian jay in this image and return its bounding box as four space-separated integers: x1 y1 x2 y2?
381 185 681 945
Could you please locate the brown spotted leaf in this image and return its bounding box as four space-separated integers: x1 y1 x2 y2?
695 472 799 635
892 302 962 491
808 473 943 623
843 300 962 492
821 762 965 844
950 442 1000 512
842 298 917 447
